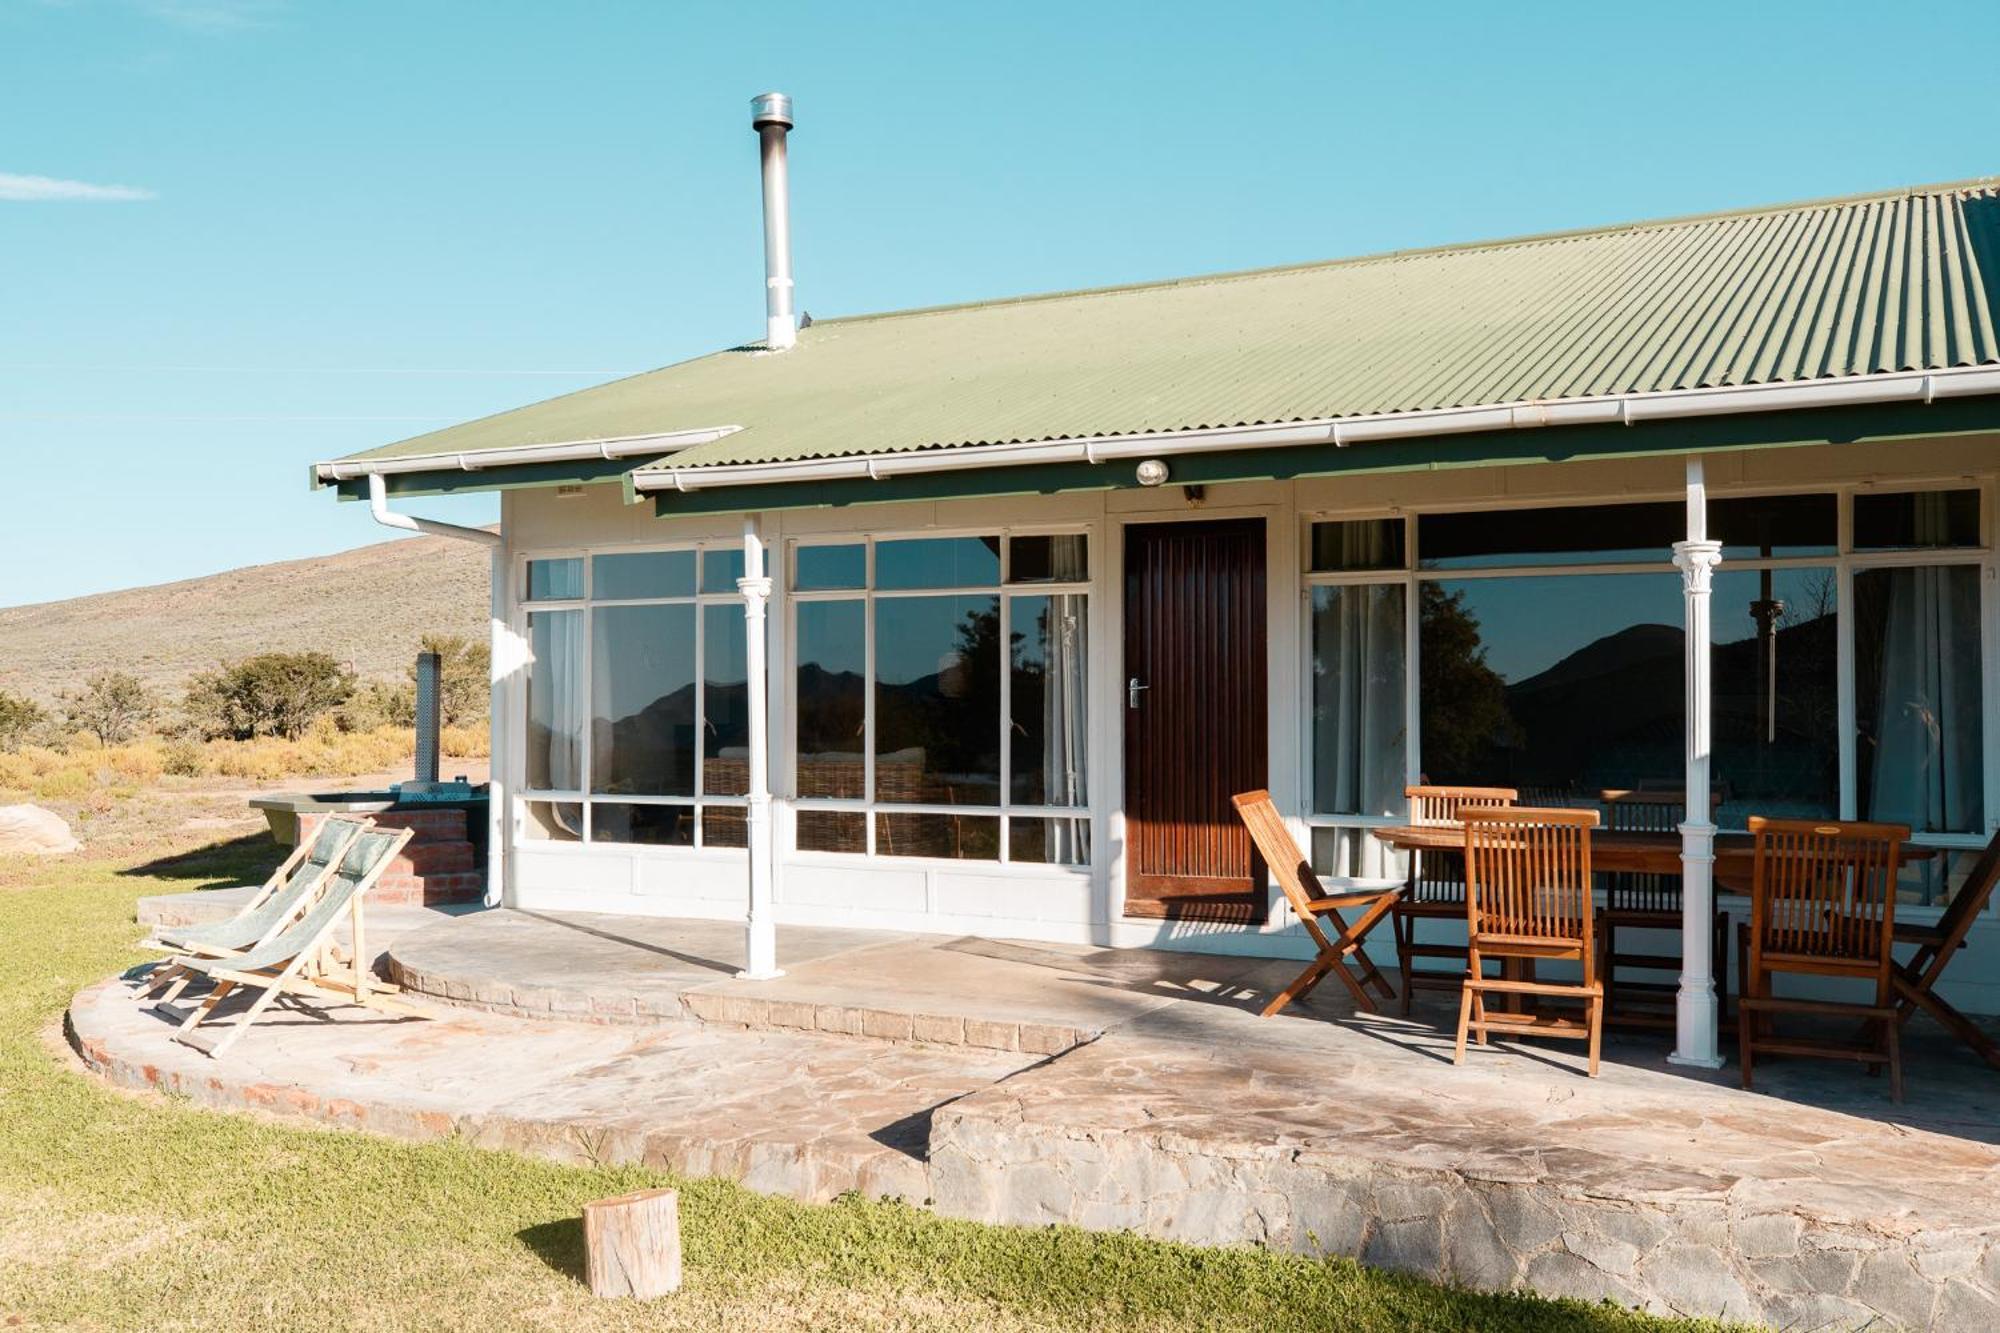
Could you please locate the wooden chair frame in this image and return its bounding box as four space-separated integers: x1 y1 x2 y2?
1596 789 1727 1029
1394 784 1518 1014
1737 816 1909 1102
1231 790 1400 1018
1892 828 2000 1069
1454 806 1604 1076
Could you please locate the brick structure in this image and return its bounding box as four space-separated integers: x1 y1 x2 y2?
299 808 483 906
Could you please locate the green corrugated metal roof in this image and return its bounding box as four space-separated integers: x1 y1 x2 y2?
334 178 2000 473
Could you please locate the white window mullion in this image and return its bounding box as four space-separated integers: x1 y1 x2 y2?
1837 490 1858 821
999 590 1013 863
692 573 706 848
863 540 878 856
1983 479 2000 844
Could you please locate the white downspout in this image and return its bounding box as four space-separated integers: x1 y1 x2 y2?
1669 457 1725 1068
367 473 511 909
737 514 782 978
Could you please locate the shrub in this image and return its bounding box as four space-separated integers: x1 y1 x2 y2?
159 737 208 777
0 691 46 753
411 633 490 727
338 680 415 733
62 672 153 746
184 652 356 741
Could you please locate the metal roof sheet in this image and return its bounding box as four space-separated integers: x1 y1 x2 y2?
332 179 2000 474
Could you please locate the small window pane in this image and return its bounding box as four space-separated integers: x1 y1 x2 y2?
592 603 697 795
1310 520 1406 572
522 799 582 842
593 802 693 846
876 812 1000 859
1009 534 1088 583
795 600 866 799
1712 494 1837 559
1419 505 1680 569
702 547 745 593
874 594 1001 804
1854 564 1984 834
700 805 748 848
875 536 1001 589
1853 490 1981 551
1010 595 1088 806
796 809 865 853
1008 816 1090 865
594 550 695 600
526 610 584 790
793 543 865 591
526 558 583 601
1311 583 1406 816
1711 568 1838 824
702 603 749 796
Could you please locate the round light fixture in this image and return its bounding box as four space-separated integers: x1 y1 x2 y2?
1135 458 1170 487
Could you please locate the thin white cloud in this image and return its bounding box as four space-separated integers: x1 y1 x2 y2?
0 172 156 202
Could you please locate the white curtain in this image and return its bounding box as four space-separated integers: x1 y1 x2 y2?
1312 582 1407 817
529 609 585 792
1038 535 1090 863
1866 562 1981 837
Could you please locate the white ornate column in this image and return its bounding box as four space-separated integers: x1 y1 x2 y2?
1670 457 1724 1068
737 515 783 980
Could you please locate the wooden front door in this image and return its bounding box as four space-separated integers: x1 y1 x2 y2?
1122 518 1268 921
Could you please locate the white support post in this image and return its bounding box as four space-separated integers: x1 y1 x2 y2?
738 516 782 980
485 547 513 907
1670 457 1725 1068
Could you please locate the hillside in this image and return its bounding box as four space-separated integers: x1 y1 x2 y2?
0 534 491 707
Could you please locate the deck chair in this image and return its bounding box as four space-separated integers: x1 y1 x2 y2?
166 825 418 1058
1455 807 1604 1077
1394 784 1518 1014
1737 817 1908 1102
1231 790 1401 1018
140 816 370 1004
1893 828 2000 1069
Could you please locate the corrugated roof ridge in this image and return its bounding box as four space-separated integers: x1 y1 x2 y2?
816 176 2000 330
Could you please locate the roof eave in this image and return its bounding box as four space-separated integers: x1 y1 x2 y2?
311 425 743 485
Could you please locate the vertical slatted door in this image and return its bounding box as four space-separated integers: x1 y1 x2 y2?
1122 519 1268 922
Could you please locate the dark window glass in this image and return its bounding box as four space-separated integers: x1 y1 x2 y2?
1711 568 1838 824
525 610 583 790
591 604 697 796
701 547 745 593
875 536 1001 589
523 799 582 842
1311 583 1407 816
593 550 695 600
874 595 1001 804
1310 519 1406 572
1855 565 1984 838
701 603 749 796
700 805 749 849
1853 490 1981 551
1009 595 1088 806
876 812 1000 860
1711 494 1837 559
1009 534 1088 583
526 558 583 601
794 600 865 799
593 802 693 846
1009 816 1090 865
796 809 866 853
1418 495 1835 568
794 543 865 590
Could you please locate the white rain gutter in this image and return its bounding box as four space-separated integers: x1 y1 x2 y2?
316 425 742 484
631 365 2000 494
366 473 511 910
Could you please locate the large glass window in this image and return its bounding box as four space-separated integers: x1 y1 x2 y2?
1308 582 1406 816
791 533 1090 864
518 546 746 847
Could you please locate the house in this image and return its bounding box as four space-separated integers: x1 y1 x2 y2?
314 94 2000 1070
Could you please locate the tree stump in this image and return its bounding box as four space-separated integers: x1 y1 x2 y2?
581 1187 682 1299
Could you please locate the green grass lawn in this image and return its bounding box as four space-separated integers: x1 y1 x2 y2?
0 837 1737 1332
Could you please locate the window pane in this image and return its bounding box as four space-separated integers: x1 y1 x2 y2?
700 805 748 849
1009 595 1088 806
796 809 866 853
522 799 582 842
701 547 745 593
875 536 1001 589
1420 505 1681 569
876 812 1000 859
1418 575 1684 798
1711 568 1838 824
1712 494 1837 559
1009 534 1088 583
795 600 866 798
875 595 1001 804
593 802 693 846
1855 565 1984 833
1853 490 1981 551
701 603 749 796
592 604 696 795
1310 519 1406 572
794 543 865 590
525 610 584 790
1311 583 1406 816
526 558 583 601
1310 826 1406 881
594 550 694 600
1009 816 1090 865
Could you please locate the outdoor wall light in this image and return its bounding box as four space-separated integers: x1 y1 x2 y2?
1135 458 1170 487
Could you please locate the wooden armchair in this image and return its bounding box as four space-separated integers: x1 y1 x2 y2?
1893 828 2000 1069
1737 817 1909 1101
1231 791 1401 1018
1454 806 1605 1076
1597 789 1727 1028
1394 784 1518 1014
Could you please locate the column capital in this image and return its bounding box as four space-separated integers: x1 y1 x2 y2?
1671 538 1723 591
735 575 775 601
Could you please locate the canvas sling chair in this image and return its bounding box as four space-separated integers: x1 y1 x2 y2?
166 825 419 1058
139 815 371 1006
1231 790 1401 1018
1892 827 2000 1070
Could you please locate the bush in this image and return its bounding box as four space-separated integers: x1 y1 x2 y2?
62 673 153 746
0 691 46 753
159 737 208 778
339 680 416 733
412 633 490 727
184 652 356 741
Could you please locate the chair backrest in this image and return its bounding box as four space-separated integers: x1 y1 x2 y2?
1407 784 1518 826
1463 807 1600 954
228 826 415 974
247 816 369 936
1748 817 1907 974
1230 790 1321 922
1598 790 1717 913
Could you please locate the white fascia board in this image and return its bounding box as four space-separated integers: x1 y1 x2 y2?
313 425 743 484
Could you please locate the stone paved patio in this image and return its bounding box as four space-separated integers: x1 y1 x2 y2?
77 899 2000 1329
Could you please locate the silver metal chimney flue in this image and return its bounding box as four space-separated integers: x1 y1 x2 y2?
413 649 442 786
751 91 797 350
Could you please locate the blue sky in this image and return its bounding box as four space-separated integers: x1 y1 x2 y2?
4 0 1998 608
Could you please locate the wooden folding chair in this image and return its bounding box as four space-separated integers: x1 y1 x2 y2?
1394 784 1517 1014
1737 817 1909 1102
1893 828 2000 1070
1455 806 1604 1076
1596 789 1727 1029
1231 790 1401 1018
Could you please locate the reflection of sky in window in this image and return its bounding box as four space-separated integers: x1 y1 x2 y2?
796 601 864 676
1441 575 1681 682
876 596 997 684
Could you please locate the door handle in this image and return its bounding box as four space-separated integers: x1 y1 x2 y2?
1128 677 1149 710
